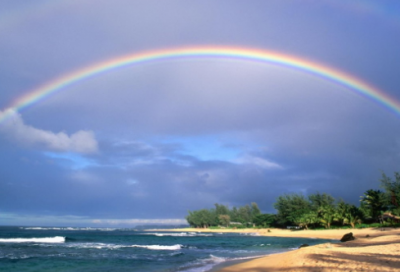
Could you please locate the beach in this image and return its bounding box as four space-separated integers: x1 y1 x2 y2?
169 227 400 271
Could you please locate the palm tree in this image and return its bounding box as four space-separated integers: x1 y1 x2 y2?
360 189 386 222
338 203 362 228
298 212 318 230
319 205 336 229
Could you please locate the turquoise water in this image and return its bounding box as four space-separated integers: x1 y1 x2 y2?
0 226 334 271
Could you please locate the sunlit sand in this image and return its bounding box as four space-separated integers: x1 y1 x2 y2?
167 227 400 271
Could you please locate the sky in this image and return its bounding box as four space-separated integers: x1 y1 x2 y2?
1 0 400 227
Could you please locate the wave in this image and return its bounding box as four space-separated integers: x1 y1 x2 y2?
65 242 124 250
240 232 260 236
0 236 65 243
180 252 272 272
256 243 271 246
20 227 118 231
63 243 183 251
179 254 226 272
131 244 182 250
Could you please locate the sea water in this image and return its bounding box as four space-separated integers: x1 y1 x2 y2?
0 226 333 272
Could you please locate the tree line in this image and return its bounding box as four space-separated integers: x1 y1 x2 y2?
186 172 400 229
186 202 262 228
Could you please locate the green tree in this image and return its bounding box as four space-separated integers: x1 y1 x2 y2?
343 205 363 228
380 172 400 213
197 209 215 228
215 203 229 216
218 214 230 227
298 211 319 230
336 199 349 226
336 201 362 228
274 193 311 226
360 189 386 221
318 205 336 229
214 203 230 225
309 192 335 211
253 214 276 227
230 207 239 222
185 209 216 228
250 202 261 226
238 205 252 225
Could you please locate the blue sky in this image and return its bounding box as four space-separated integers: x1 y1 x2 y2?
1 0 400 227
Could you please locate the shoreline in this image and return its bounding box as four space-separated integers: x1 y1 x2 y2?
161 227 399 240
155 227 400 271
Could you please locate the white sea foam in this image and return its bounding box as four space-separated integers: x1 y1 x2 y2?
0 236 65 243
21 227 117 231
209 254 226 262
63 242 183 251
153 232 189 237
240 232 260 236
131 244 182 250
181 252 272 272
187 232 213 236
179 254 227 272
64 242 124 250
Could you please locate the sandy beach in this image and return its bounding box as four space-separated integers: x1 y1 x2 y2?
167 227 400 271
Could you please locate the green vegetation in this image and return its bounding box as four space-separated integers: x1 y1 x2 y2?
186 202 263 228
186 171 400 229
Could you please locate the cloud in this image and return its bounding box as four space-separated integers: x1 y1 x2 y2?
0 109 98 154
236 155 283 169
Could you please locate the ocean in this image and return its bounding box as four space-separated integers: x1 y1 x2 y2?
0 226 333 272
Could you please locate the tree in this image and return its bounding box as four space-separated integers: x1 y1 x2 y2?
336 199 349 226
218 214 230 227
274 193 311 226
360 189 386 221
380 172 400 213
214 203 230 225
215 203 230 216
319 205 336 229
343 205 363 228
309 192 335 212
186 203 261 228
250 202 261 226
336 201 362 228
230 207 239 222
253 214 276 227
238 205 252 225
185 209 216 228
298 211 319 230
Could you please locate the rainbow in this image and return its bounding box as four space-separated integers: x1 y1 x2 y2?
1 46 400 123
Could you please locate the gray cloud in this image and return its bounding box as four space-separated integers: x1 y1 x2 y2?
0 109 98 154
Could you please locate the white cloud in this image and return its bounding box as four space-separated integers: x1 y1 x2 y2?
0 109 98 153
236 155 283 169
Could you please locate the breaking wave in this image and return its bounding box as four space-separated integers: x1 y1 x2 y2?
131 244 182 250
20 227 118 231
0 236 66 243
